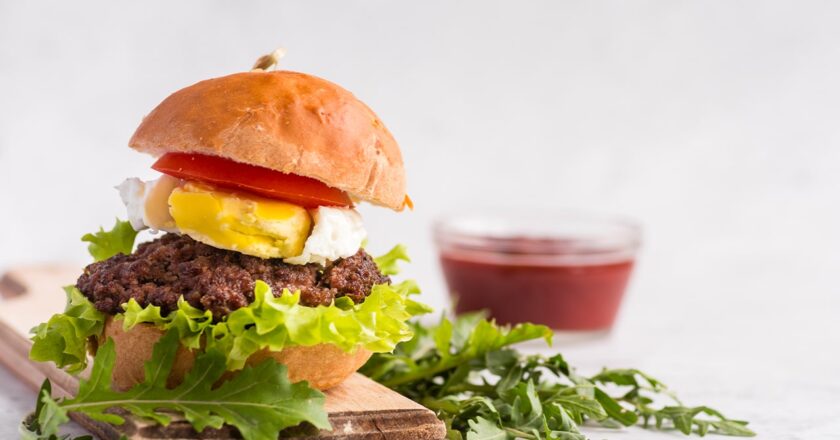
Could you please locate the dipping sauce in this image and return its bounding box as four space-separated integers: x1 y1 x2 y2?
434 212 640 331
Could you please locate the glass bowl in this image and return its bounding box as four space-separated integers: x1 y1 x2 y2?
434 210 641 332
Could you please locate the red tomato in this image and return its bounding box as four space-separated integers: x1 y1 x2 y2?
152 153 353 208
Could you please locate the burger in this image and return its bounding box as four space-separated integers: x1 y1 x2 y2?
29 53 430 400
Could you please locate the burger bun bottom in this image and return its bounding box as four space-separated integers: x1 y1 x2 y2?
102 317 372 391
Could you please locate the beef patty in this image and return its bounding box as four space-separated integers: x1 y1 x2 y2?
76 233 389 319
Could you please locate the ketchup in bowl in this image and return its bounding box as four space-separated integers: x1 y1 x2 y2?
434 211 641 332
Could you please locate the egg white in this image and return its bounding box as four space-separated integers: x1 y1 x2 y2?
285 207 367 266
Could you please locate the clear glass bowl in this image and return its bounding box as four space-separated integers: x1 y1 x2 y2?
434 210 641 332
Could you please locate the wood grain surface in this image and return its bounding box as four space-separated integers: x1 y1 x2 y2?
0 265 446 439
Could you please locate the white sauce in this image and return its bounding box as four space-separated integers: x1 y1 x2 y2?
285 207 367 266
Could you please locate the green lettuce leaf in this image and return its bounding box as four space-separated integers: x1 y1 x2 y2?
30 220 135 373
30 244 432 374
120 297 213 350
373 244 410 276
33 329 329 440
29 287 106 373
81 219 138 262
123 279 433 370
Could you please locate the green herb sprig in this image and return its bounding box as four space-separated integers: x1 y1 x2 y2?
20 380 92 440
24 330 329 440
361 312 755 439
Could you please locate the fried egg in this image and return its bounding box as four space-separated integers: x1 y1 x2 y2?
118 177 367 263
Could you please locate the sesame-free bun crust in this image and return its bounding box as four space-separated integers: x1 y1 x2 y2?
129 71 406 210
103 318 372 391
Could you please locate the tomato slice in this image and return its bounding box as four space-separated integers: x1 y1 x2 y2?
152 153 353 208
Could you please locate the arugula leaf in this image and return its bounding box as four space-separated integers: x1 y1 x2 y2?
362 314 552 388
363 313 755 439
20 380 64 440
19 379 92 440
467 417 508 439
373 244 410 275
81 219 138 262
588 369 757 436
20 381 52 439
34 330 329 440
30 286 106 373
548 395 606 423
593 388 638 426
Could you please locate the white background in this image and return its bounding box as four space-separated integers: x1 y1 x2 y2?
1 1 839 438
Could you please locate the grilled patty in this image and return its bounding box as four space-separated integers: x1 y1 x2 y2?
76 233 388 319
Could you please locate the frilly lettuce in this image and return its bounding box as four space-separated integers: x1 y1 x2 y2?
373 244 410 276
121 279 431 370
29 286 106 373
81 219 138 262
31 243 433 373
30 219 136 372
120 297 214 350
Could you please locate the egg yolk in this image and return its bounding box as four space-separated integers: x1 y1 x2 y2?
168 182 312 259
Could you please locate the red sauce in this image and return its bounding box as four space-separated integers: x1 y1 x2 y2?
439 247 635 330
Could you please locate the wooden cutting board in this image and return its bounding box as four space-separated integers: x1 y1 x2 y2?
0 265 446 440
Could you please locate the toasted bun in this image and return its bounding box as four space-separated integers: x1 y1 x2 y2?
103 318 372 391
129 70 406 210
